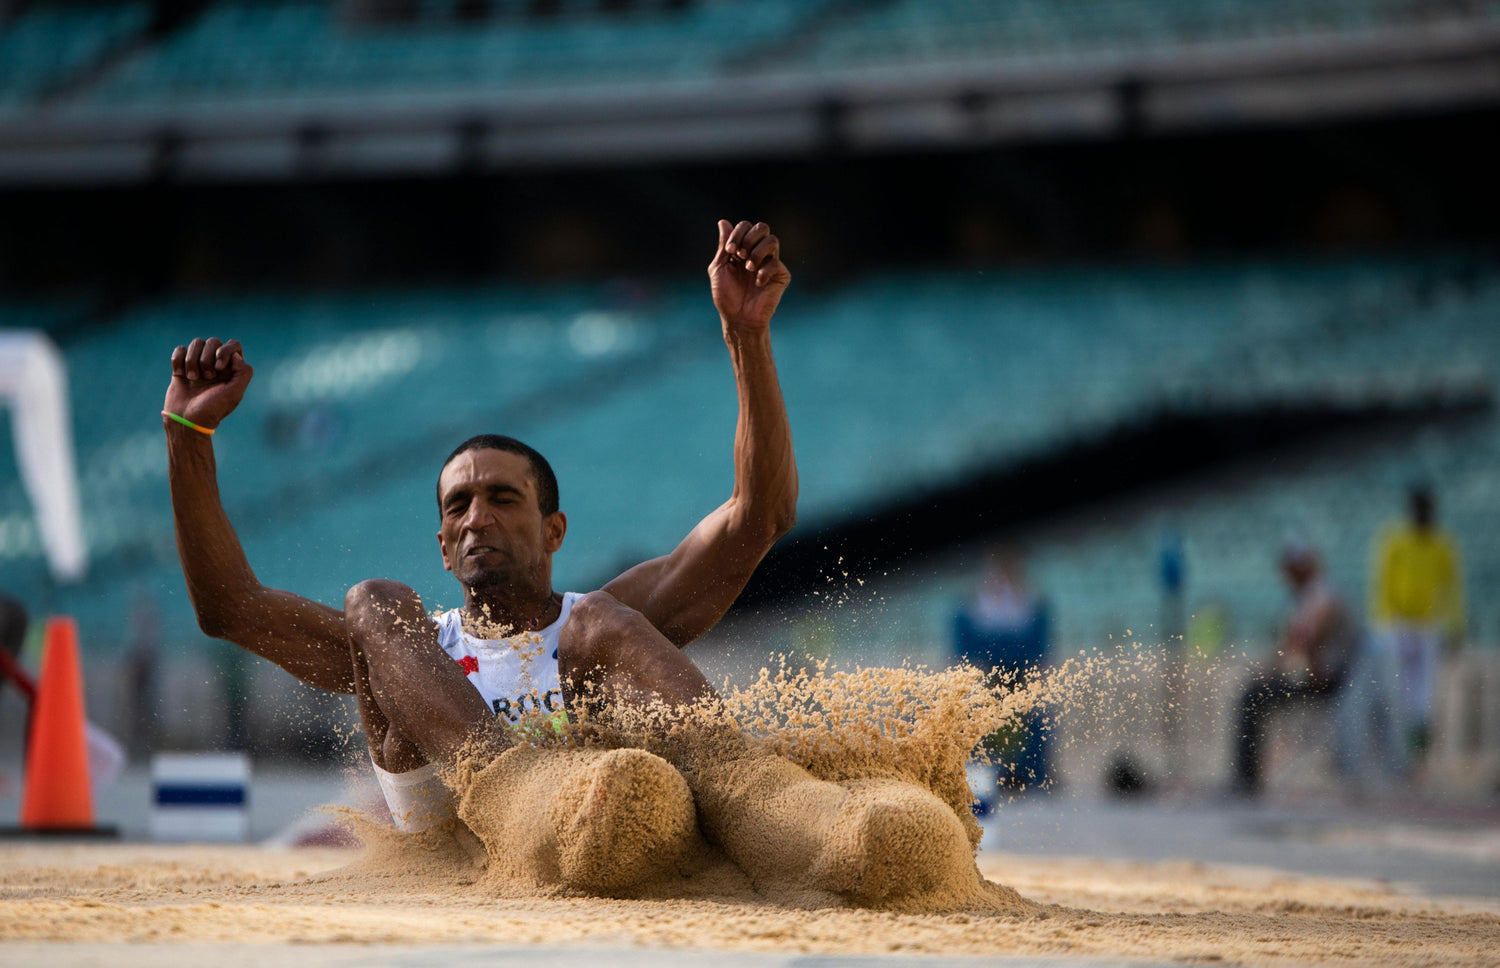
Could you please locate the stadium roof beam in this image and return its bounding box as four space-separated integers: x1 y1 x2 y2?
1 22 1498 186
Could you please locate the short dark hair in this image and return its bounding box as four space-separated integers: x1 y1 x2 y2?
1408 483 1435 526
437 434 560 517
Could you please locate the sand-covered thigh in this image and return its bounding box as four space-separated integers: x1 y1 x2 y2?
0 842 1495 965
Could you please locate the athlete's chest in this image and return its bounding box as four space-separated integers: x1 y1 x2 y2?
438 622 564 723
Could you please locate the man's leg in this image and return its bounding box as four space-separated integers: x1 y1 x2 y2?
1233 672 1335 796
555 589 719 714
1332 643 1373 786
345 580 700 892
344 579 495 774
345 579 497 834
556 591 975 905
1233 671 1294 796
1370 631 1410 777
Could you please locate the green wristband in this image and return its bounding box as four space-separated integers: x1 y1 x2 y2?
162 411 215 436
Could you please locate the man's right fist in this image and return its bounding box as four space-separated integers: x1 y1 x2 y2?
164 338 253 432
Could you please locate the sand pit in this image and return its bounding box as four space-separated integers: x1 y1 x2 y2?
0 840 1495 965
3 659 1494 964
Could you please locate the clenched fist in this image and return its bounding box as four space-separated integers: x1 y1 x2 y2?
710 220 791 336
163 337 253 432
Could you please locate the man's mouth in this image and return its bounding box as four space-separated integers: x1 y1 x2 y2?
465 545 499 558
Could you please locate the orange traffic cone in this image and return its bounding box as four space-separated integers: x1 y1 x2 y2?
17 617 108 833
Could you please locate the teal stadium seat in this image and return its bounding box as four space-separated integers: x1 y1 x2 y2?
11 1 1499 112
782 0 1493 74
85 0 829 106
0 1 148 112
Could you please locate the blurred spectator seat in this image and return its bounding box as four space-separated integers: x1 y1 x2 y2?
0 2 149 112
785 0 1493 74
86 0 825 106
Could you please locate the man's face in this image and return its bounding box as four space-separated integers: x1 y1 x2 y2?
436 448 566 594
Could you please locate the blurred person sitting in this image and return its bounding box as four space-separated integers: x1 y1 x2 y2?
1369 485 1464 755
0 593 32 798
0 591 126 790
0 591 25 661
954 546 1051 801
0 591 31 709
1229 543 1357 799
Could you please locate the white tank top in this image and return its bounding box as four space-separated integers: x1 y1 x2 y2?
433 592 579 725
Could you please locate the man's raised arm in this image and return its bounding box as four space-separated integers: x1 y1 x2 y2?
165 337 354 693
603 220 797 646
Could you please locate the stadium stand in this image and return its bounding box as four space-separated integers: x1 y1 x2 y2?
0 297 90 333
82 0 824 106
1 254 1496 665
785 0 1500 73
0 1 149 112
0 0 1484 114
0 0 1492 183
1024 408 1500 652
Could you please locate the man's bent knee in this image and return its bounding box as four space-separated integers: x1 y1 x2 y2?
346 578 418 613
567 589 639 629
560 591 628 654
558 590 653 679
345 579 426 644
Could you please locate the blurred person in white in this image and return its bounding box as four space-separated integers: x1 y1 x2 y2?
1332 612 1407 796
1369 484 1464 756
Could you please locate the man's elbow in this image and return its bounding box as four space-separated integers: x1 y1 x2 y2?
190 595 243 642
770 503 797 541
742 501 796 546
193 607 233 641
729 484 797 547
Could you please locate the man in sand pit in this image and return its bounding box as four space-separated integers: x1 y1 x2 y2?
164 220 972 905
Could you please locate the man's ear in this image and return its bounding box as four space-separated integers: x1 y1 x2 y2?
544 511 567 554
438 530 453 572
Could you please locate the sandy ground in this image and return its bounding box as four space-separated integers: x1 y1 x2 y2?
4 661 1496 964
1 840 1495 966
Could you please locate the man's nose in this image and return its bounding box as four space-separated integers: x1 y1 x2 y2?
461 498 496 530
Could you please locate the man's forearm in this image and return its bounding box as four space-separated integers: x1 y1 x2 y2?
165 420 263 638
162 337 354 692
724 325 798 542
165 420 354 692
597 220 794 643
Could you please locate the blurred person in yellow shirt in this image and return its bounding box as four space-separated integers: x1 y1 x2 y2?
1370 485 1464 754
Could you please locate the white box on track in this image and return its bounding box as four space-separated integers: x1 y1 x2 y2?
150 751 250 842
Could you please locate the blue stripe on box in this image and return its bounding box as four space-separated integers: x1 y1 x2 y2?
154 784 246 806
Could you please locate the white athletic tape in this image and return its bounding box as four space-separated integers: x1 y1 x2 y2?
371 756 456 832
150 751 250 842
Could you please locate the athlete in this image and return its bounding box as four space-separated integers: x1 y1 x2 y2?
165 220 970 902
